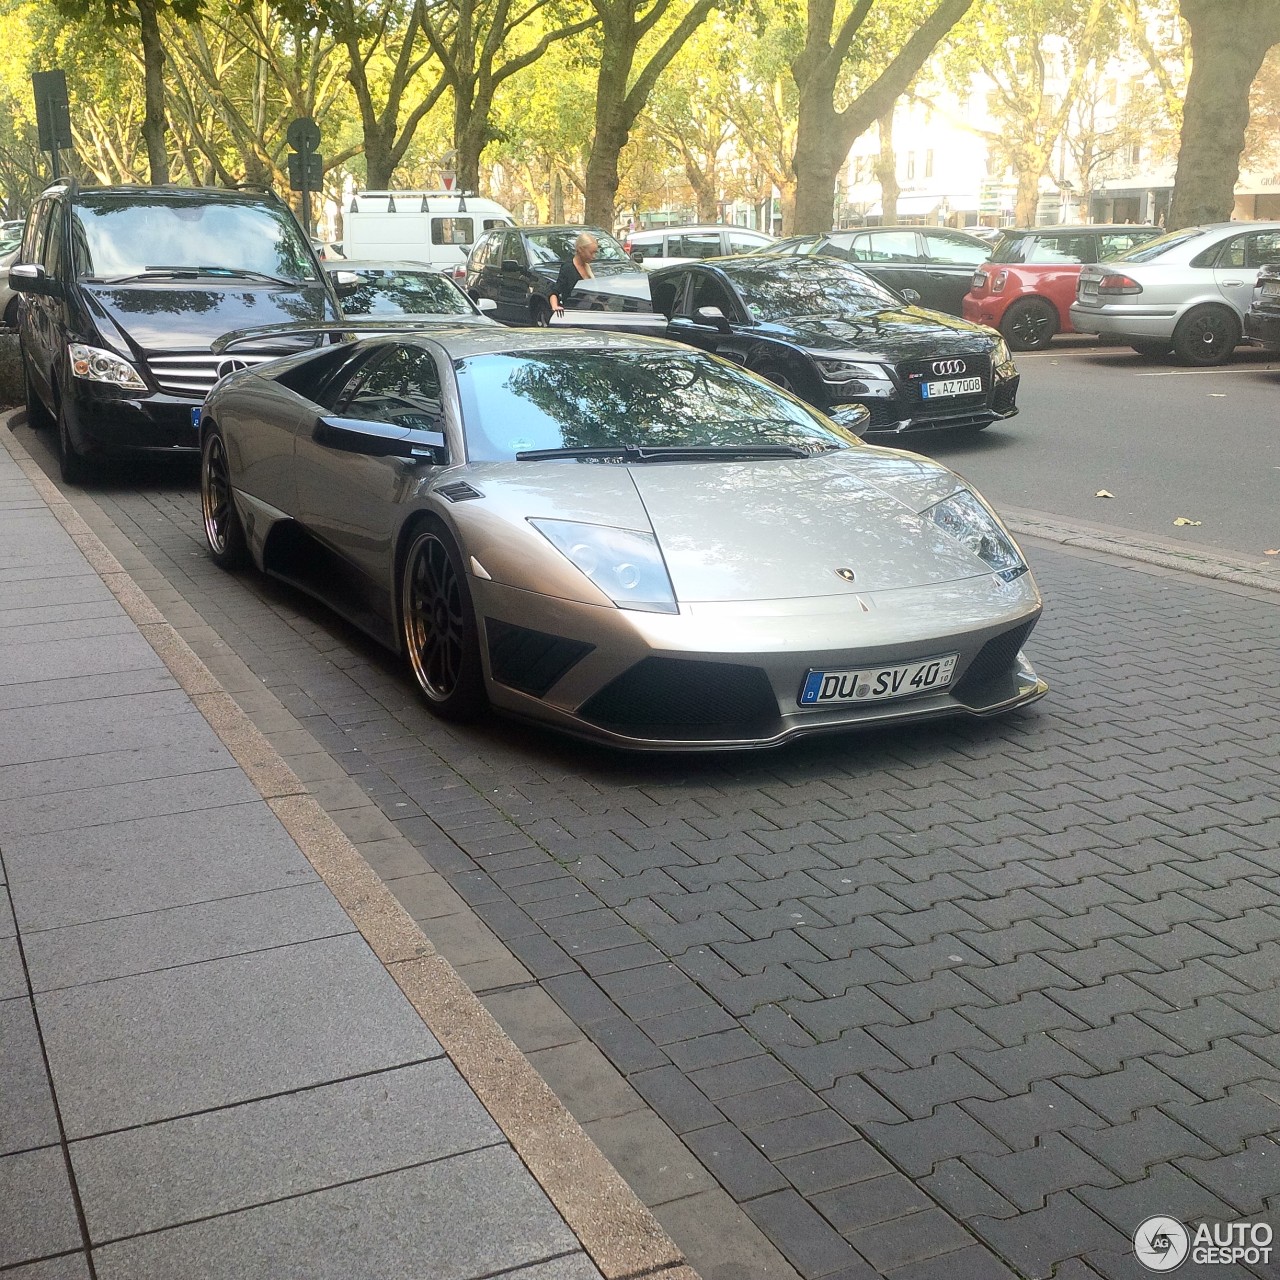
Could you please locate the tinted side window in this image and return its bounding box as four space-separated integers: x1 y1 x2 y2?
1096 231 1155 260
469 236 490 270
863 231 921 262
1251 232 1280 268
431 217 475 246
671 232 721 258
340 345 444 430
1210 235 1248 270
691 272 735 314
1023 235 1091 264
22 199 52 266
482 218 509 231
42 207 64 274
922 231 988 265
502 232 526 267
728 232 766 253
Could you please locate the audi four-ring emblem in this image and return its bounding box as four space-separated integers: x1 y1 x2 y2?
931 358 967 376
216 358 249 380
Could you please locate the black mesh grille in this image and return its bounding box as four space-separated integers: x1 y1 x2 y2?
896 353 994 420
577 657 781 741
992 378 1019 415
953 619 1036 701
858 400 902 430
486 620 593 697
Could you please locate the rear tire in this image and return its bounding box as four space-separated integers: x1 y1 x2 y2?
201 427 249 569
1130 340 1173 357
1171 305 1239 367
400 520 486 721
1000 298 1057 351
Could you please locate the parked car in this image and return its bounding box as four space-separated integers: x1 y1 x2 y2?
1071 222 1280 365
324 261 498 323
199 328 1046 748
761 226 992 316
0 246 19 328
1243 261 1280 350
340 191 514 272
623 224 775 268
10 181 341 483
963 224 1161 351
642 255 1020 436
465 225 647 326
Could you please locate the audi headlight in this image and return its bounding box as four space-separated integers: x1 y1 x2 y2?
813 357 887 383
992 338 1012 367
69 343 147 391
530 519 678 614
926 489 1026 581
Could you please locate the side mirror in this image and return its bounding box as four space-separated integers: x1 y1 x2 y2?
8 262 61 298
630 250 644 264
331 270 362 297
476 297 498 314
695 304 731 332
901 288 922 305
313 415 447 463
829 404 871 438
501 258 521 272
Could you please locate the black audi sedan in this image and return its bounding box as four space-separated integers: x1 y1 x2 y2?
646 255 1020 436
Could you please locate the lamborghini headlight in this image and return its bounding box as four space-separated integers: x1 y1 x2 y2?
69 343 147 391
530 519 678 614
926 489 1026 581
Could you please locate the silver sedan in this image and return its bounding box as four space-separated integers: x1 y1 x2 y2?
199 328 1046 751
1070 221 1280 364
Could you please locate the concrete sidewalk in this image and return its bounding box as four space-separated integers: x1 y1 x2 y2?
0 436 694 1278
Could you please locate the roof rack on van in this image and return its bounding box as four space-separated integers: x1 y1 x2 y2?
348 189 477 214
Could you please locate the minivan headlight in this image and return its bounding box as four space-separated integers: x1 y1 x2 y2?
926 489 1026 581
69 343 147 391
530 519 678 614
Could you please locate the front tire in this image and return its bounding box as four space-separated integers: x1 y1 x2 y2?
1000 298 1057 351
201 427 248 569
400 520 486 721
752 363 799 395
1172 305 1240 367
54 388 89 485
530 298 552 327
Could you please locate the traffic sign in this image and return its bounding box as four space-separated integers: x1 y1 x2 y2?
287 117 321 153
287 151 323 191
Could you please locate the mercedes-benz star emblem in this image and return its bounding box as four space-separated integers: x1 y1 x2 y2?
931 358 966 376
216 358 249 380
835 567 856 583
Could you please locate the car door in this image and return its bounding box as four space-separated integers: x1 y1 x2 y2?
295 342 448 587
496 231 531 322
919 230 991 315
1213 230 1280 317
666 268 746 362
18 198 57 404
845 230 924 301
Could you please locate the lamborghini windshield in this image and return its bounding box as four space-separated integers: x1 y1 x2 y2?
454 347 857 461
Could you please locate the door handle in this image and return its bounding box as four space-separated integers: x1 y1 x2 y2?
1221 279 1245 286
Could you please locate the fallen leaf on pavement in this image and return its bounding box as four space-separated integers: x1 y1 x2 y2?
1209 393 1227 397
1095 489 1115 498
1266 549 1279 556
1173 517 1202 527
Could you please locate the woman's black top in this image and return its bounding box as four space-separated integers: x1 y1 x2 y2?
552 257 587 307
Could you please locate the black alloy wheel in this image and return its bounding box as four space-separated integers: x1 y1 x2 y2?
201 428 248 569
1000 298 1057 351
1172 305 1240 367
753 363 798 394
401 522 485 720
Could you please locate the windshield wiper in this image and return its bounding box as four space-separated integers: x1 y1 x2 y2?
103 265 304 286
516 443 830 462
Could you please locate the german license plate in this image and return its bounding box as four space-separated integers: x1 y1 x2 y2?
1081 278 1100 297
191 407 202 429
1263 280 1280 296
922 377 982 399
799 654 958 706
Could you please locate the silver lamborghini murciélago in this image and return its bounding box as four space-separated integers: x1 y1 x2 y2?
199 327 1047 750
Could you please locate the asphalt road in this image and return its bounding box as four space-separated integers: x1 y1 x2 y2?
918 338 1280 562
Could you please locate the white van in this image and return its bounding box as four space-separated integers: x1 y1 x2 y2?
341 191 515 273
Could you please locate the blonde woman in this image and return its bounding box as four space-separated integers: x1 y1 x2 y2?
549 232 598 315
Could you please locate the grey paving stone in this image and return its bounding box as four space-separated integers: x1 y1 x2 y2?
525 1040 646 1125
970 1191 1129 1280
0 935 24 999
0 689 190 756
7 804 319 932
24 883 355 992
844 1207 975 1272
585 1109 716 1206
1176 1137 1280 1215
0 1146 82 1267
1076 1163 1236 1237
92 1146 581 1280
502 1255 604 1279
0 631 161 689
862 1105 1010 1178
39 934 441 1138
1 1254 93 1280
813 1172 932 1234
0 998 60 1156
629 1064 724 1134
655 1186 803 1280
71 1059 502 1240
969 1133 1120 1212
0 613 137 649
884 1246 1019 1280
684 1123 789 1200
0 768 260 840
0 574 112 617
919 1158 1019 1222
743 1189 878 1280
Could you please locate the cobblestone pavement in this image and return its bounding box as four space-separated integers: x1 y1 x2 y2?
27 439 1280 1280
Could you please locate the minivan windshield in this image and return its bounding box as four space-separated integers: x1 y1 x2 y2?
71 195 321 283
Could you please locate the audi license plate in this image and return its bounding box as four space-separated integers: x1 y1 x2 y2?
799 654 958 706
922 376 982 399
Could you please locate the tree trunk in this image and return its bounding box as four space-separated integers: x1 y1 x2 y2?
136 0 169 183
455 89 493 192
875 109 897 225
552 169 565 222
1014 162 1043 226
363 129 396 189
584 39 633 227
792 108 840 233
1169 0 1280 228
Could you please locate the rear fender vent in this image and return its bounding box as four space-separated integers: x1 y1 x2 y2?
437 481 483 502
486 619 593 697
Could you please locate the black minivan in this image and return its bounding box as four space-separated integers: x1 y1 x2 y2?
11 182 342 481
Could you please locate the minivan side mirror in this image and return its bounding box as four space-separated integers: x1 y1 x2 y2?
630 250 644 264
9 262 62 298
476 297 498 314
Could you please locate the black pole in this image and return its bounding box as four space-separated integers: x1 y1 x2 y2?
300 149 311 236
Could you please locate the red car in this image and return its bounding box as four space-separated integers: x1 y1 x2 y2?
963 224 1161 350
